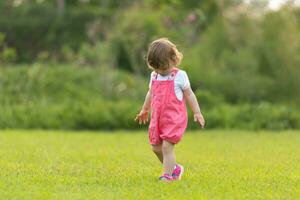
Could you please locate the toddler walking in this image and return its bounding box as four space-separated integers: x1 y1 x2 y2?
135 38 205 181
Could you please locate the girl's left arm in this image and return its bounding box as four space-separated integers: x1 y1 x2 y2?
183 87 205 128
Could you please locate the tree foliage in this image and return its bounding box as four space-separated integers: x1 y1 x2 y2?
0 0 300 130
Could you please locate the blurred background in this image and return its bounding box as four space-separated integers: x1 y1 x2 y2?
0 0 299 130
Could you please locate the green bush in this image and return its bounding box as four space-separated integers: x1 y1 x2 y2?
0 100 141 130
0 64 148 103
0 64 148 130
0 64 299 130
0 33 16 63
199 103 300 130
1 99 299 131
194 90 224 109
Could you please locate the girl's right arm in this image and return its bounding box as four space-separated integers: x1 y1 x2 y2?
135 90 151 124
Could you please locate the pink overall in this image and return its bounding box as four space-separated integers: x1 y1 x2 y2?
149 68 188 145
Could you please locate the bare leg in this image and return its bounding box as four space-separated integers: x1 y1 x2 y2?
152 145 163 163
162 140 176 175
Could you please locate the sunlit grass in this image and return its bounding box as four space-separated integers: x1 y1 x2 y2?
0 130 299 199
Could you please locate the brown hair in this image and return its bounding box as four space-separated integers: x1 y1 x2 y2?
146 38 183 70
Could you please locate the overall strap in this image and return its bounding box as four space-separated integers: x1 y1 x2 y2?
169 68 179 80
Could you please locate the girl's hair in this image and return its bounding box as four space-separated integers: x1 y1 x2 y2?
146 38 183 70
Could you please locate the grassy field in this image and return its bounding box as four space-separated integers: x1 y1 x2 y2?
0 130 300 200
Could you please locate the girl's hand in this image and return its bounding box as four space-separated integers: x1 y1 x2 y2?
135 109 149 125
194 113 205 128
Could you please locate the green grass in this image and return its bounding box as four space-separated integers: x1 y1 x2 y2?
0 130 300 200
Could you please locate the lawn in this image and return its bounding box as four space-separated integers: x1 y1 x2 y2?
0 130 300 200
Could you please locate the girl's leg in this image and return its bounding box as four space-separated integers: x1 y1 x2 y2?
152 144 163 163
162 140 176 175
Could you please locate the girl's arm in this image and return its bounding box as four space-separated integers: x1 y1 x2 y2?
141 90 151 112
183 87 205 128
135 90 151 124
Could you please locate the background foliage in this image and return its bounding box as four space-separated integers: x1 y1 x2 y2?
0 0 299 130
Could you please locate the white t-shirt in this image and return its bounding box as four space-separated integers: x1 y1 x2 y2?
149 70 190 101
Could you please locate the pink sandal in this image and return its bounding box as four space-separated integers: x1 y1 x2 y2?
172 164 184 180
159 173 174 181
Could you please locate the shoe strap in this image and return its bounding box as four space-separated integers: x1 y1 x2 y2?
159 174 173 180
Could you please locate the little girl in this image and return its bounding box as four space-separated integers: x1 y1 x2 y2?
135 38 205 181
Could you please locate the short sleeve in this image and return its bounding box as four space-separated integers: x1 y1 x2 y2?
177 70 190 91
